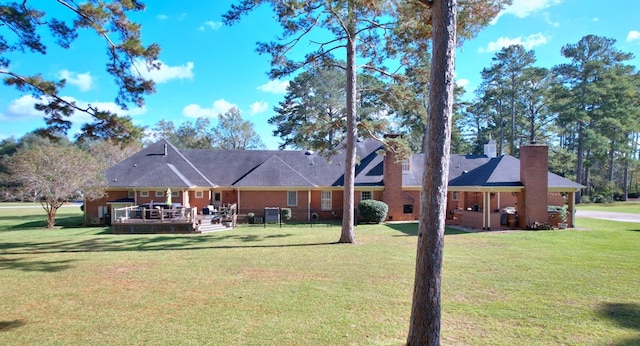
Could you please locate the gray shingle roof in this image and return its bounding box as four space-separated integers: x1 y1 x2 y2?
449 155 583 190
104 139 582 191
104 140 214 188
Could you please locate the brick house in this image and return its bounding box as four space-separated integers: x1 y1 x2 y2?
84 138 582 231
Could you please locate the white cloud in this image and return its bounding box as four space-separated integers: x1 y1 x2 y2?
543 13 560 28
133 59 194 84
182 99 237 118
2 95 43 120
456 78 470 88
57 70 94 92
257 80 290 94
479 33 548 53
1 95 146 124
250 101 269 115
198 20 223 31
502 0 563 18
627 30 640 42
157 14 169 20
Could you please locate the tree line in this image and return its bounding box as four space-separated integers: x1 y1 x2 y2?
464 35 639 203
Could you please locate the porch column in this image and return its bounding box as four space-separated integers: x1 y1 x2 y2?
484 191 491 230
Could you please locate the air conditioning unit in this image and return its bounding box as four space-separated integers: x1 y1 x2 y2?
264 207 280 223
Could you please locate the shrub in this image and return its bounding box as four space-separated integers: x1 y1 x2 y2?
526 221 553 230
358 200 388 223
280 208 292 221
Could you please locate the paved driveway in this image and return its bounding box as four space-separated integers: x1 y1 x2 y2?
576 210 640 223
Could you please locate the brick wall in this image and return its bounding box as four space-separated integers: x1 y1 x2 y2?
519 145 549 228
382 150 405 221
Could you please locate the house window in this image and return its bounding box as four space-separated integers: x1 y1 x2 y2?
403 204 414 214
287 191 297 206
128 191 135 198
402 159 410 173
172 191 179 197
321 191 332 210
195 191 203 198
155 191 164 197
140 191 149 197
214 192 221 202
452 191 459 201
361 191 372 201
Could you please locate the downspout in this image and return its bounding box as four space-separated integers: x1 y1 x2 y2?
308 189 311 222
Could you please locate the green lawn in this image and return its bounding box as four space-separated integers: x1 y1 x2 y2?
577 201 640 214
1 207 639 345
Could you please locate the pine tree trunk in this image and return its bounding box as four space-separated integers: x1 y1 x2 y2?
575 121 585 204
407 0 456 344
339 2 357 244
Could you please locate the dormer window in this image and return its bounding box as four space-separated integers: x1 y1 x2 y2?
402 159 410 173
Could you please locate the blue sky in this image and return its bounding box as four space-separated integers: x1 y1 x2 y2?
1 0 639 149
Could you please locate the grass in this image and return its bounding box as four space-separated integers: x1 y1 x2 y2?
1 206 639 345
577 201 640 214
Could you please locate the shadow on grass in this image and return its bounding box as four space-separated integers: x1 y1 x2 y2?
0 257 77 272
597 302 640 345
0 231 339 257
0 319 26 332
385 222 471 236
0 215 86 231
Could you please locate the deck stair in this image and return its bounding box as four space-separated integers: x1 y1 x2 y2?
196 220 231 233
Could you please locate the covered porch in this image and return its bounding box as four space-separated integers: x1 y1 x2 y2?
446 188 578 230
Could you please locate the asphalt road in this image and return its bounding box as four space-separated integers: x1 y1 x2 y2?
575 210 640 223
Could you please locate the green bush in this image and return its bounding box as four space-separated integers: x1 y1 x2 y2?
280 208 292 221
358 200 388 223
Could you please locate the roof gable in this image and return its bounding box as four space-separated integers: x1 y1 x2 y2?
232 155 316 187
104 139 214 188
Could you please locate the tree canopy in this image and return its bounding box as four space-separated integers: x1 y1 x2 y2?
269 65 389 154
6 142 105 228
150 108 264 150
0 1 159 144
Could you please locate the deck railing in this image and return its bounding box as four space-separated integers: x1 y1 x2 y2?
113 205 195 224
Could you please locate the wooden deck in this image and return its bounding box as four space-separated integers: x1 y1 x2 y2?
110 206 232 234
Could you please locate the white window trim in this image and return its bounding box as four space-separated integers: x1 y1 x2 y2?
321 191 332 211
287 191 298 206
128 191 135 198
195 191 203 198
140 191 149 197
155 191 164 197
452 191 459 201
402 159 410 174
361 191 373 201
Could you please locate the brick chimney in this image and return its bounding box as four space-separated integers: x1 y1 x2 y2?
519 144 549 228
382 135 404 221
